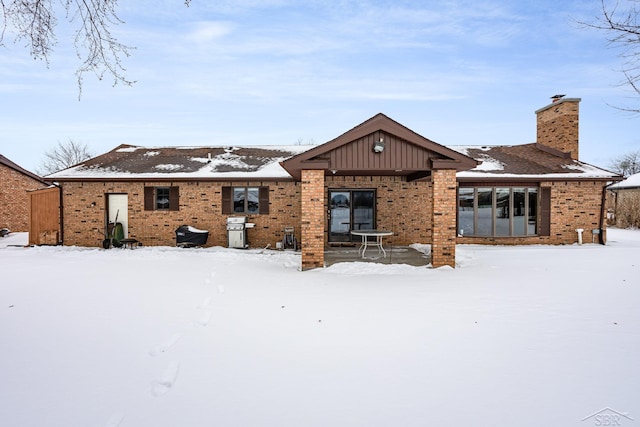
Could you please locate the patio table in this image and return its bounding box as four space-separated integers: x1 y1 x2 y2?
350 230 393 259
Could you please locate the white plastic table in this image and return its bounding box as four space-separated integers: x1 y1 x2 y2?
350 230 393 258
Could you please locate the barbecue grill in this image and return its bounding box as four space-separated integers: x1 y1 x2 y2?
175 225 209 248
226 217 255 248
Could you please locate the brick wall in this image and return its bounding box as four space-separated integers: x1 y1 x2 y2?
457 180 608 245
325 175 433 245
301 170 325 270
431 169 457 267
0 164 45 232
536 98 580 160
60 176 606 266
61 175 437 254
60 180 301 248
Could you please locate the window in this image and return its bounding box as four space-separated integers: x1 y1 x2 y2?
222 187 269 214
234 187 259 213
156 187 170 210
144 186 179 211
458 186 543 237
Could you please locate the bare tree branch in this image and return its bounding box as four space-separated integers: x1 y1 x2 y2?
610 149 640 176
67 0 135 98
0 1 190 97
581 0 640 113
37 138 93 175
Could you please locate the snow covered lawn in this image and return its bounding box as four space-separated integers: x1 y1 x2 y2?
1 229 639 427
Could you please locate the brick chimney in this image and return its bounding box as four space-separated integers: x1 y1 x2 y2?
535 96 581 160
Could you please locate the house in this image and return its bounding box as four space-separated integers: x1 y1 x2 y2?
608 172 640 228
47 97 621 269
0 155 50 233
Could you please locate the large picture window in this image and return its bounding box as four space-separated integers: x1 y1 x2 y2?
458 187 538 237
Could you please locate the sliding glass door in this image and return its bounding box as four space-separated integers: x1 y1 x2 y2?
328 190 375 242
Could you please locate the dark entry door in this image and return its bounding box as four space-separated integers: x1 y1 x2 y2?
328 190 375 242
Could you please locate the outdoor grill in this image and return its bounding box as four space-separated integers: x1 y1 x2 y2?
226 217 255 248
175 225 209 248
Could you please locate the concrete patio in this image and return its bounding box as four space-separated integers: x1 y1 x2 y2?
323 244 431 267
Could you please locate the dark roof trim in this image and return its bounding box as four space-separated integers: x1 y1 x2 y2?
0 154 50 185
431 159 462 169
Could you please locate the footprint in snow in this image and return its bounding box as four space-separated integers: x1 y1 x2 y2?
205 271 217 285
104 412 125 427
217 284 225 294
149 333 182 357
196 311 212 327
198 297 212 308
151 361 180 397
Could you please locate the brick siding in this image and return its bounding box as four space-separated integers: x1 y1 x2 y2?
536 99 579 160
325 175 433 245
0 164 45 232
60 177 608 267
60 180 301 248
301 170 325 270
431 169 457 267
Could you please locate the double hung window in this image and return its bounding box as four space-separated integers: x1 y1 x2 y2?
221 187 269 215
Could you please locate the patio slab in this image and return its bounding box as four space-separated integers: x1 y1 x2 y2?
324 245 430 267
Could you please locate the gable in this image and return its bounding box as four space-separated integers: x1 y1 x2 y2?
281 113 478 181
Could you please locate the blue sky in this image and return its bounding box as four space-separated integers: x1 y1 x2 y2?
1 0 638 173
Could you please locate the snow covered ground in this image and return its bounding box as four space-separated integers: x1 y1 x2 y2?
1 229 639 427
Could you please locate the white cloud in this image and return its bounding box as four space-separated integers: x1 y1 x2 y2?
187 21 235 43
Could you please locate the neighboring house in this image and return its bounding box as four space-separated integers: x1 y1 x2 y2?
608 172 640 228
47 97 621 269
0 155 50 232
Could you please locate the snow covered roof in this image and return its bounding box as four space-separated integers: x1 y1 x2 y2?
47 141 620 182
47 144 314 180
451 143 620 180
608 172 640 190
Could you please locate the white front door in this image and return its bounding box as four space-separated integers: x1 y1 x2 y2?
107 194 128 238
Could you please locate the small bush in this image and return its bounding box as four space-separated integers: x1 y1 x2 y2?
616 192 640 229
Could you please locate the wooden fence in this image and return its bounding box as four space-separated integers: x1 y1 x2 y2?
29 186 61 245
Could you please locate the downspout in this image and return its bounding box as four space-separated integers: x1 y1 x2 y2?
57 182 64 245
598 184 607 245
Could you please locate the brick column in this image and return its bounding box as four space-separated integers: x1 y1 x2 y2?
431 169 457 268
301 169 325 270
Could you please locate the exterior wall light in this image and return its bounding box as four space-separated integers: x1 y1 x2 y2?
372 138 385 153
